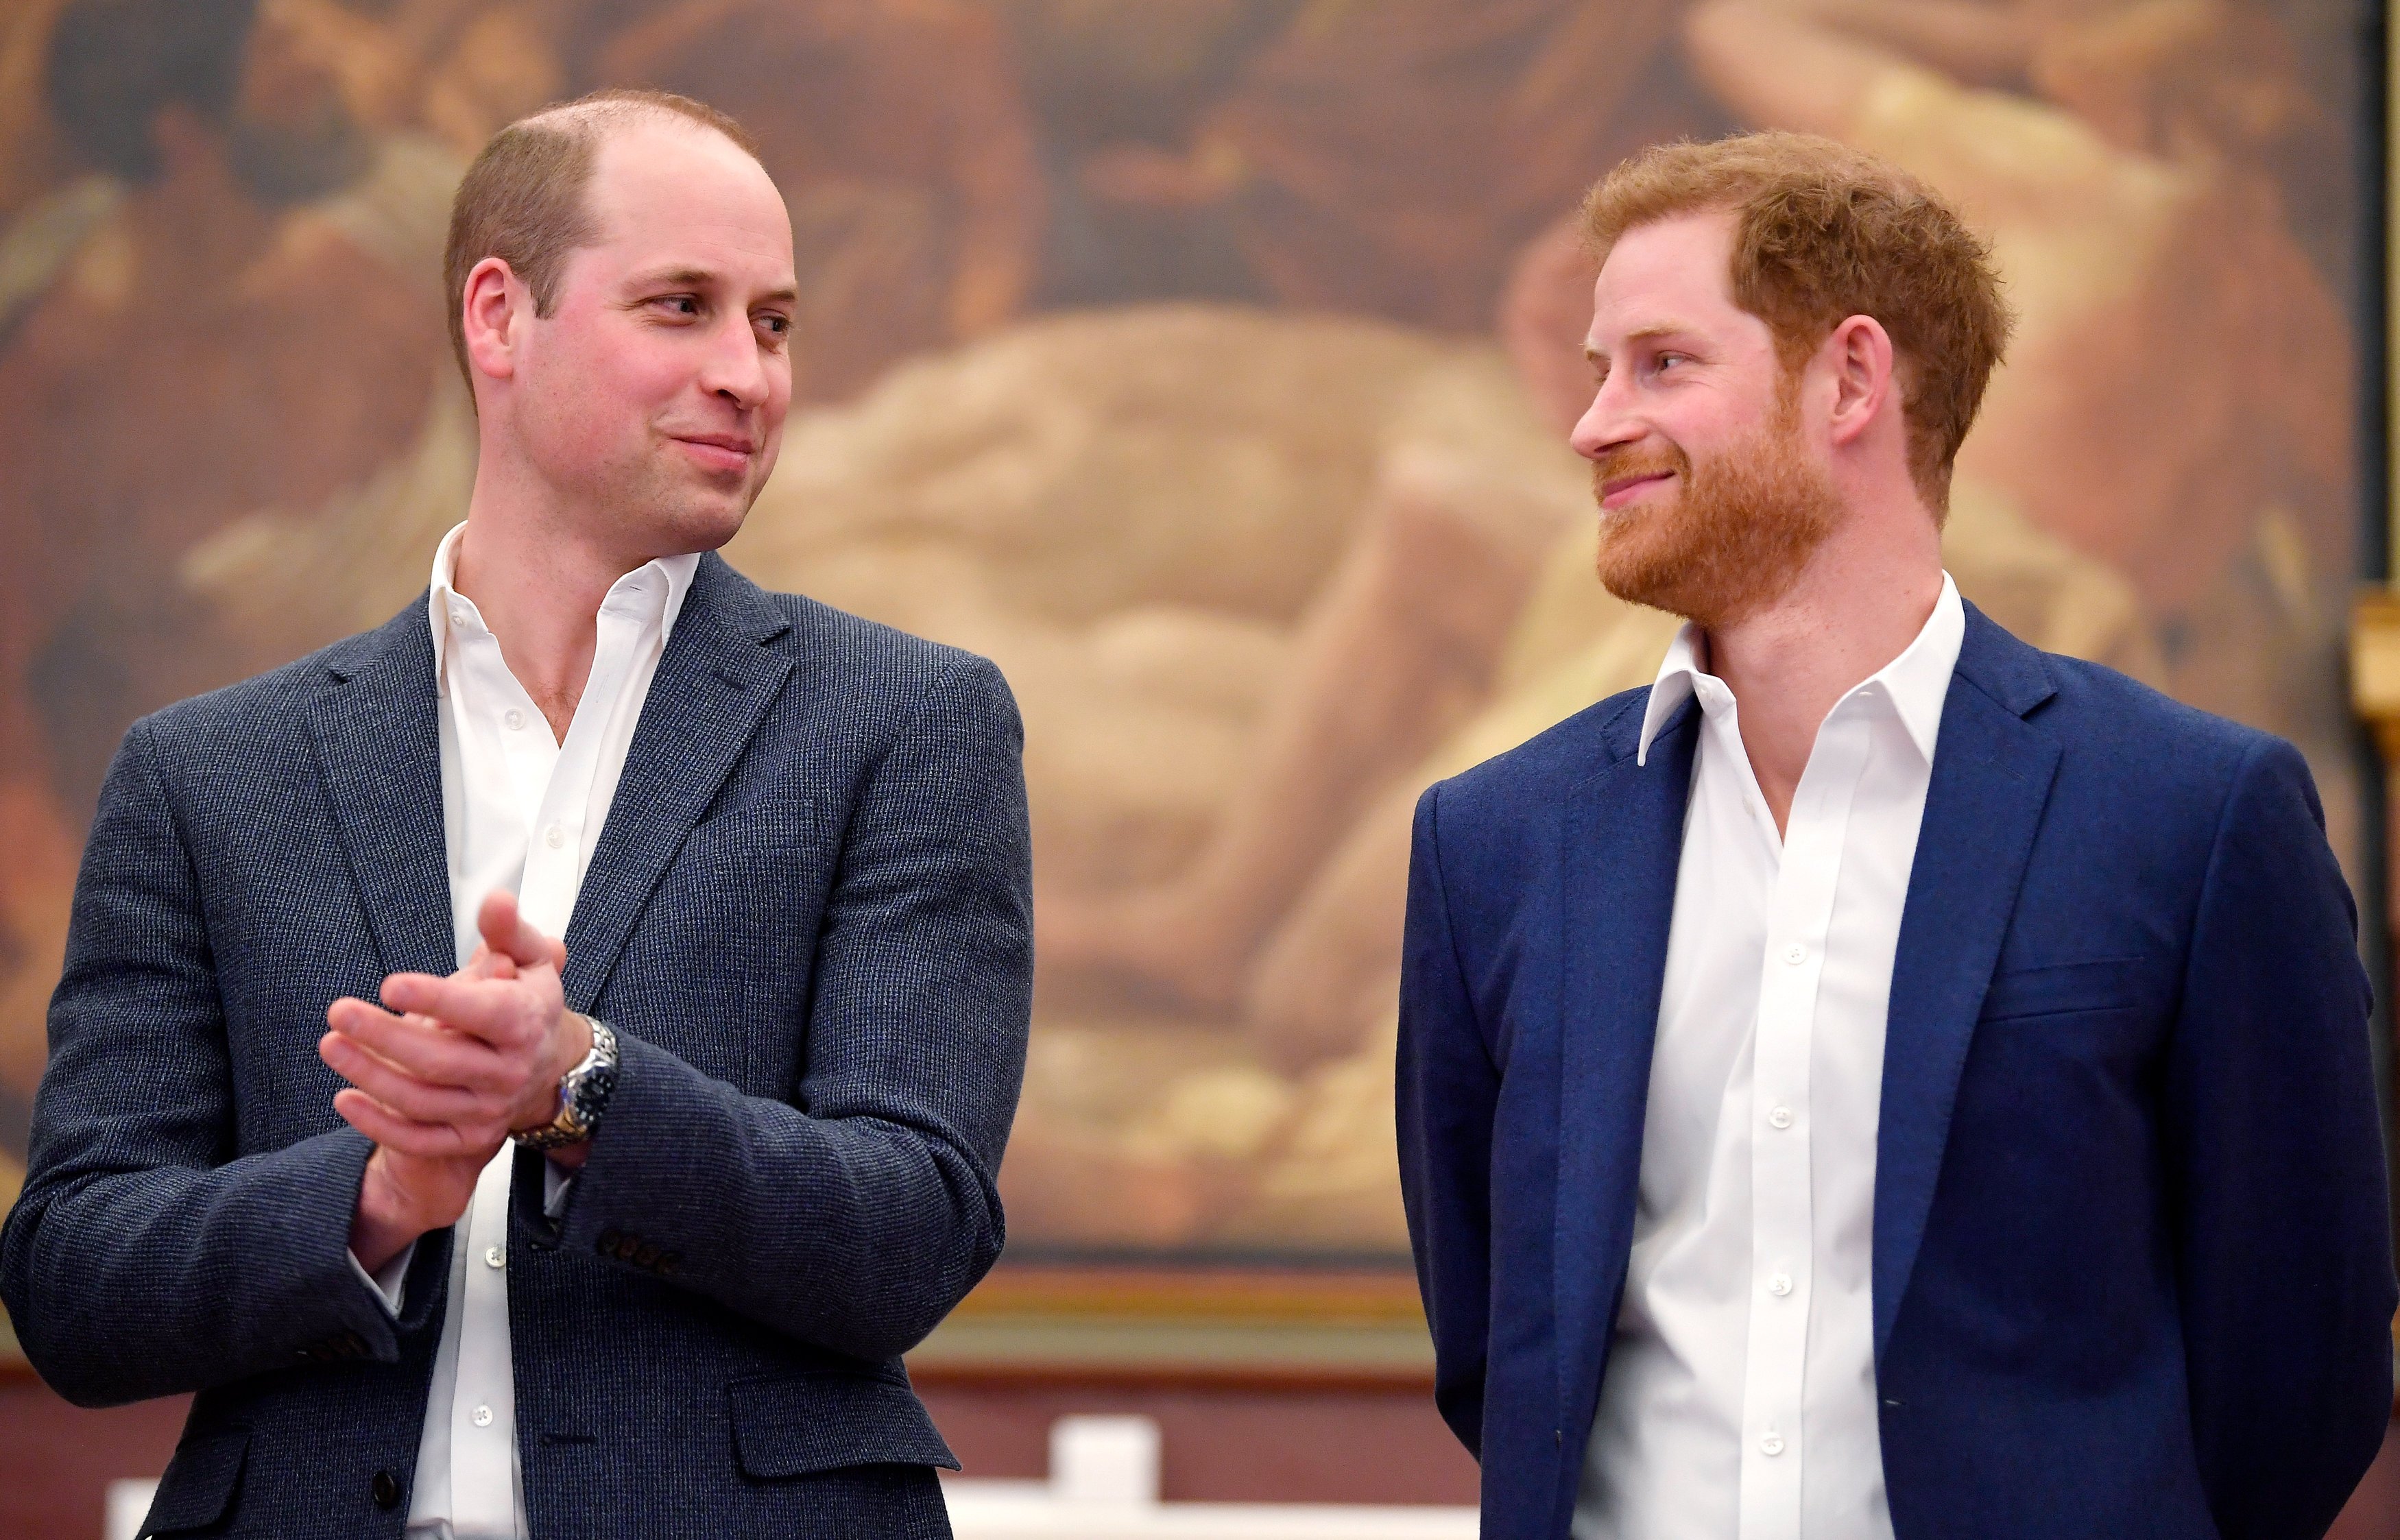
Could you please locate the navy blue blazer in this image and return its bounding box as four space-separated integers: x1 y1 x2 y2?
1397 602 2395 1539
1 553 1033 1538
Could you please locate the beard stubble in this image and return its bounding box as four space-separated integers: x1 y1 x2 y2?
1590 394 1841 630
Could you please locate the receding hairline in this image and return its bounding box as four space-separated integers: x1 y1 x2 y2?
516 93 760 163
441 87 772 392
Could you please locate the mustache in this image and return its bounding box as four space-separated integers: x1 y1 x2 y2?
1590 442 1690 503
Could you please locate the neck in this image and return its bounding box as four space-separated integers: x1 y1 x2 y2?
1699 500 1943 834
450 451 656 741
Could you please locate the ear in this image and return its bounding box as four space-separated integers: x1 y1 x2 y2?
459 256 527 386
1821 313 1896 450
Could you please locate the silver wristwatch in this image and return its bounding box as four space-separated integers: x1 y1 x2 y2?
512 1018 619 1151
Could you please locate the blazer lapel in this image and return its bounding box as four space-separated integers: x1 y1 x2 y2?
561 553 794 1011
1873 604 2061 1358
307 603 457 980
1554 695 1697 1440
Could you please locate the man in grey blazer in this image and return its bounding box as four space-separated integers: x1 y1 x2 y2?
0 87 1031 1539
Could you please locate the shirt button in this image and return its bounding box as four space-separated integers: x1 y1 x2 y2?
485 1245 505 1269
471 1404 494 1428
503 708 526 731
1782 943 1806 965
1768 1106 1795 1130
450 605 469 627
544 824 566 850
1761 1432 1786 1456
1768 1273 1793 1297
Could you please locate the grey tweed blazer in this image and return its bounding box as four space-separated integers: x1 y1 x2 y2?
0 553 1033 1539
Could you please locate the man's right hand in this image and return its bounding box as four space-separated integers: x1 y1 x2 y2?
326 945 518 1274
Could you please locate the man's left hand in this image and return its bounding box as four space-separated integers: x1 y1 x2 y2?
322 891 595 1167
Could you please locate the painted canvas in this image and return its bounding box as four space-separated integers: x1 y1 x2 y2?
0 0 2371 1284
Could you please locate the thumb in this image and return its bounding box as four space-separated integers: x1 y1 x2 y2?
478 889 566 972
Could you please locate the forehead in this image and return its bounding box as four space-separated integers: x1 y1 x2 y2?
580 121 794 280
1586 208 1745 346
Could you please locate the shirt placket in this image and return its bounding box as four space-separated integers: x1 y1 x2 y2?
1738 706 1871 1540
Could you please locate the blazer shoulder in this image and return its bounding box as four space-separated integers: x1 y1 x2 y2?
134 612 417 768
1439 685 1647 806
2030 649 2282 788
1420 684 1649 854
753 583 1016 727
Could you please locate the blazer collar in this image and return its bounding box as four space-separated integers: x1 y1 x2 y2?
558 551 794 1011
307 552 795 1004
309 603 454 980
1552 603 2063 1415
1554 690 1699 1465
1873 602 2060 1357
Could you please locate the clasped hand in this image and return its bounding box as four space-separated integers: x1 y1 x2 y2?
322 891 595 1272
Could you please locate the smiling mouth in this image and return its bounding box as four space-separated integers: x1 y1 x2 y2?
1600 470 1674 509
671 435 756 472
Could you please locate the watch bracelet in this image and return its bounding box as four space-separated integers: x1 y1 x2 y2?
512 1018 619 1151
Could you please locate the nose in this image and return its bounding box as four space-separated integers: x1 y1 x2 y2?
697 311 773 411
1568 368 1642 463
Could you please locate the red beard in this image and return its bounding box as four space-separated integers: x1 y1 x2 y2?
1591 396 1840 629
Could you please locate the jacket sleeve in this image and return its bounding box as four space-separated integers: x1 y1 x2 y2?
1395 780 1501 1458
555 653 1032 1362
0 720 447 1407
2165 734 2396 1539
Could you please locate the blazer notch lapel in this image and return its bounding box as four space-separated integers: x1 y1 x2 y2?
562 566 795 1009
1873 668 2061 1358
1552 695 1694 1442
305 607 455 980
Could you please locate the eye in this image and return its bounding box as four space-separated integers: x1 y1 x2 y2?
754 312 792 339
651 294 701 318
1655 352 1689 373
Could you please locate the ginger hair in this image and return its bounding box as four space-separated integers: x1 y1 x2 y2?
442 87 760 389
1581 131 2012 512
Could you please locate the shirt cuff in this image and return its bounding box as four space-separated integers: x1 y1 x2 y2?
542 1157 577 1219
348 1241 413 1316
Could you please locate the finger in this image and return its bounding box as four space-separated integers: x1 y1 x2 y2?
478 889 566 972
322 1031 499 1127
320 1031 509 1127
333 1088 496 1159
378 972 536 1045
327 1009 514 1094
328 994 413 1037
461 943 516 982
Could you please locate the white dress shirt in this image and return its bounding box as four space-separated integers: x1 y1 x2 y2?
1574 575 1965 1540
348 522 697 1540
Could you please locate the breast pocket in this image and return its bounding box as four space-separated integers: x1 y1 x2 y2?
644 797 832 1094
1978 957 2155 1022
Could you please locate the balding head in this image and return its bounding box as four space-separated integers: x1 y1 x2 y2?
442 88 760 387
448 88 797 568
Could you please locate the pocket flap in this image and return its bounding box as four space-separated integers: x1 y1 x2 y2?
728 1371 959 1479
1980 957 2151 1022
142 1429 249 1536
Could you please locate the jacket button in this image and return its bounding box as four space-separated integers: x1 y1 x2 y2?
372 1470 400 1509
597 1229 621 1254
655 1252 680 1278
634 1242 660 1269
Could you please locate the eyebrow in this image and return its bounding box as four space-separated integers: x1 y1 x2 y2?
631 267 800 306
1585 321 1703 361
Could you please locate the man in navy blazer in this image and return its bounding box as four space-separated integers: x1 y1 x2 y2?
2 91 1029 1537
1397 134 2395 1539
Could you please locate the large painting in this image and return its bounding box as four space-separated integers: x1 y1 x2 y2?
0 0 2372 1292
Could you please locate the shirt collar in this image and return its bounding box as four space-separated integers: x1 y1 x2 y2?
1635 572 1965 766
427 520 703 685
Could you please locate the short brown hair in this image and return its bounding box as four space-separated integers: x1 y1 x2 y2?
442 88 761 388
1581 132 2011 512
